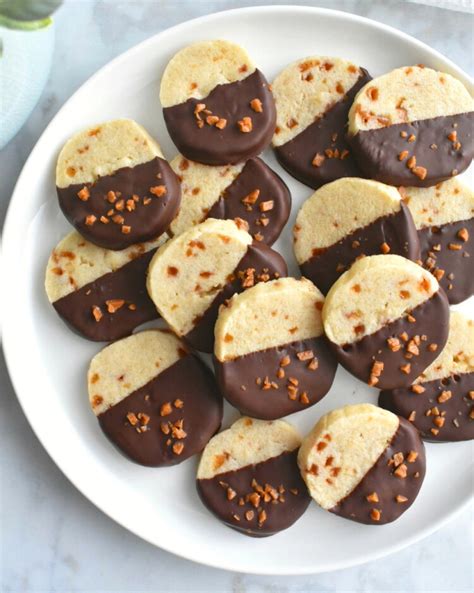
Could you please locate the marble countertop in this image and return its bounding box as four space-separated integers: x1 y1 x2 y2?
1 1 472 591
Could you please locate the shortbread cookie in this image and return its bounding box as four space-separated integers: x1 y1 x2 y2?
294 178 420 294
160 40 276 165
56 119 180 250
402 179 474 304
197 417 310 537
169 155 291 245
323 254 449 389
380 312 474 442
214 278 337 419
298 404 425 525
272 57 371 188
147 218 287 352
88 330 222 466
348 66 474 186
45 231 167 341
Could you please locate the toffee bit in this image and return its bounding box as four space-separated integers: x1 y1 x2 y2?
448 243 462 251
380 242 391 254
150 185 167 197
85 214 97 226
296 350 314 361
105 299 125 313
396 495 408 503
457 228 469 242
215 118 227 129
121 225 131 234
407 450 418 463
370 509 381 521
308 357 319 370
227 487 237 501
366 492 379 503
172 442 184 455
237 117 253 133
394 463 408 478
250 98 263 112
160 402 173 416
127 412 138 426
245 510 255 521
259 200 274 212
77 187 90 201
91 305 103 322
387 337 401 352
438 390 452 403
280 355 291 367
312 153 325 167
408 410 416 422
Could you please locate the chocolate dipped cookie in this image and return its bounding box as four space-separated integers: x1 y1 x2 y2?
56 119 180 250
322 254 450 389
294 177 420 294
88 329 222 466
298 404 426 525
197 417 310 537
160 40 275 165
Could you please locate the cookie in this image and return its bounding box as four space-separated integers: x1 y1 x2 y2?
160 40 276 165
348 65 474 187
294 178 420 294
298 404 426 525
196 417 310 537
213 278 337 419
56 119 181 250
147 218 287 352
322 254 449 389
272 57 371 188
45 231 166 341
379 312 474 442
169 155 291 245
402 178 474 304
88 329 222 466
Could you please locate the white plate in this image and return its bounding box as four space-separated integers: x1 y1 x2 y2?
2 5 473 576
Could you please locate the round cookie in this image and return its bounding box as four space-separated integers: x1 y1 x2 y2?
160 40 276 165
45 231 167 341
322 254 449 389
147 218 287 353
169 155 291 245
56 119 181 250
88 329 222 466
298 404 426 525
402 178 474 304
272 56 371 188
196 417 310 537
380 312 474 442
348 65 474 187
213 278 337 419
294 178 420 294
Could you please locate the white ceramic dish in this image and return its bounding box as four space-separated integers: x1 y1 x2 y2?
2 5 473 576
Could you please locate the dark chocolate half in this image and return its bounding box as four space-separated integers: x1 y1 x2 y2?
206 157 291 246
213 337 337 420
98 354 223 467
274 69 371 189
197 450 310 537
57 157 180 250
184 242 288 353
350 112 474 187
330 417 425 525
330 290 450 390
379 372 474 442
300 202 420 294
417 217 474 305
163 70 276 166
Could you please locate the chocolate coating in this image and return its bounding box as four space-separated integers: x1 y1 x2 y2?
330 417 426 525
197 450 310 537
98 354 223 467
185 242 288 353
53 248 158 342
275 69 371 189
214 337 337 420
300 203 420 294
379 372 474 442
163 70 276 166
207 157 291 245
57 157 180 250
330 291 450 390
417 218 474 305
350 112 474 187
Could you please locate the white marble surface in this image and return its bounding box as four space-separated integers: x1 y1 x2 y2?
1 1 473 591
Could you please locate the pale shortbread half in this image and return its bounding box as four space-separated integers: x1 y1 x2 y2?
160 40 255 108
45 230 167 303
403 178 474 230
88 329 186 416
294 178 402 264
416 311 474 383
169 155 243 236
197 417 301 480
56 119 164 188
348 66 474 135
298 404 399 510
147 218 252 337
323 254 438 345
214 277 324 361
272 57 363 146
